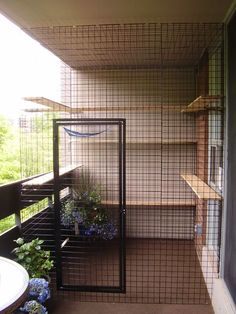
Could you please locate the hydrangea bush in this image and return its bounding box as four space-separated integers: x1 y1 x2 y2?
29 278 50 304
60 173 117 240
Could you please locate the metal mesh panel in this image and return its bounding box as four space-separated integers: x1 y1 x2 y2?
20 23 224 304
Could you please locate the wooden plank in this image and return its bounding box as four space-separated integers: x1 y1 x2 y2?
23 97 73 112
181 95 223 113
22 164 82 187
181 174 222 200
70 139 197 145
0 175 41 219
102 199 196 207
23 102 185 113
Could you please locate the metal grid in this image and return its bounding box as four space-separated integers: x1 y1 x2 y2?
20 23 224 304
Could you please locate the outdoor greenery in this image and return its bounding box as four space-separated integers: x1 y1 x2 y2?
0 113 55 183
20 113 55 178
0 198 48 235
0 214 15 234
0 114 20 184
0 113 55 234
13 237 54 278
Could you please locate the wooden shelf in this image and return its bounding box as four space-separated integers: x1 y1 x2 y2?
23 97 185 113
102 199 195 207
23 97 81 113
181 96 223 113
181 174 222 200
69 139 196 145
22 164 82 187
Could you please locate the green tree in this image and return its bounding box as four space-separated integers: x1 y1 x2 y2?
0 114 20 185
0 115 10 146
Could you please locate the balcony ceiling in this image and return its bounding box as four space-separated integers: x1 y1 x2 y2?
0 0 232 69
0 0 232 27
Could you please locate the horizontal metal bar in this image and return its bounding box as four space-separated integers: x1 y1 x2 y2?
58 284 125 293
55 118 126 123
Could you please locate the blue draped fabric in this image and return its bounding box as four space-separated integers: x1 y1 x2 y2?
64 127 107 138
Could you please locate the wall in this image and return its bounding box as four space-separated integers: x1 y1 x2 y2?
61 67 197 239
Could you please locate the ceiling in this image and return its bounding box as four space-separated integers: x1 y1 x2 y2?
0 0 231 69
0 0 232 27
26 23 223 69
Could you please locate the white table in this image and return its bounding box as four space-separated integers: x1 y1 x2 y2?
0 257 29 313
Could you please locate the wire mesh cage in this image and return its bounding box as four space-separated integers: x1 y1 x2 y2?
20 22 224 304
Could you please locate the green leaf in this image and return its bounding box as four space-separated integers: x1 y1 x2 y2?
18 253 25 260
16 238 24 245
25 257 31 263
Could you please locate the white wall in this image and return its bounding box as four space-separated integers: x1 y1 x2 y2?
62 67 197 239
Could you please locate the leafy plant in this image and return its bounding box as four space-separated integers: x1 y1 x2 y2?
13 238 53 278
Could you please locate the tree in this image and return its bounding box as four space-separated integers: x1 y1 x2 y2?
0 114 20 185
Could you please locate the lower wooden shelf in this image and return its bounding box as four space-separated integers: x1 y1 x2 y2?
181 174 222 200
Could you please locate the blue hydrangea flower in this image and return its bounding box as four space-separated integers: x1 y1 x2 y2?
20 300 48 314
84 223 97 236
72 210 83 224
29 278 50 304
97 222 117 240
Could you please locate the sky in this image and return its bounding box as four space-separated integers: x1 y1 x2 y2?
0 14 61 116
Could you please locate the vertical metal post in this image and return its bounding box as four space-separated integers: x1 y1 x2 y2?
53 120 63 289
118 120 126 292
15 184 22 230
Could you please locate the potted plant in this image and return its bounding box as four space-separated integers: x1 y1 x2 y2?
12 238 53 279
60 172 117 240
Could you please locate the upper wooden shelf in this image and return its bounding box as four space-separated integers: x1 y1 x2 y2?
23 97 185 113
181 96 223 113
102 199 195 207
22 164 82 187
181 174 222 200
23 97 83 113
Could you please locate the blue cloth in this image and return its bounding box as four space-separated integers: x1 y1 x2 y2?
64 127 107 138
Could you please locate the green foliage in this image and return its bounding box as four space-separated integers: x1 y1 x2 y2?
0 115 10 147
13 238 54 278
20 198 48 222
0 114 20 185
20 113 56 178
0 214 15 234
73 171 101 203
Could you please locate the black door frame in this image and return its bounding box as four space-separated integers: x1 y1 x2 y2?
53 118 126 293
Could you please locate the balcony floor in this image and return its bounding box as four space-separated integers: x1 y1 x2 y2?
48 300 214 314
51 238 210 304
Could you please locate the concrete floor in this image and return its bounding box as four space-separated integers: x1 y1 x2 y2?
49 300 214 314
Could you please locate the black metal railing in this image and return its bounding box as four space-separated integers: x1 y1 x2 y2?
0 168 75 258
